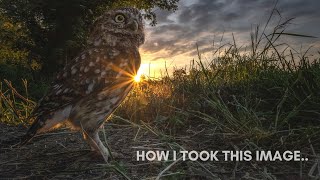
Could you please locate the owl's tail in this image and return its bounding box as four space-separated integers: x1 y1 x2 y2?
0 115 46 149
0 119 38 148
19 116 45 145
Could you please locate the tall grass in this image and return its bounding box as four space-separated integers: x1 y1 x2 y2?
116 9 320 151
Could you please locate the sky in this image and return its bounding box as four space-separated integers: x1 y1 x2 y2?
138 0 320 78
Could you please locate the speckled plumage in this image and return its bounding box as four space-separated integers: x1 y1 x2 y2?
22 7 145 162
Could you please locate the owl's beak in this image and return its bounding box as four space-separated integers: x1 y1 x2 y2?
129 19 139 32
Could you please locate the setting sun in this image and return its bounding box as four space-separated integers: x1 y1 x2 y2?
134 74 141 82
133 64 148 83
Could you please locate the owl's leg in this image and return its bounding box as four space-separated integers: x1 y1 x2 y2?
82 132 96 152
83 130 110 162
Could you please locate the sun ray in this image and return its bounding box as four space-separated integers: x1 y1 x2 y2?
134 75 141 82
133 63 148 83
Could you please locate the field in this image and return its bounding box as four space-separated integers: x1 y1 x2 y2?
1 15 320 179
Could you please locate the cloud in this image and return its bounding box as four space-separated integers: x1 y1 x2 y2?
141 0 320 65
153 9 175 24
278 0 320 18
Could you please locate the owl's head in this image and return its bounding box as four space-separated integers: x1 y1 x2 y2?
89 7 145 47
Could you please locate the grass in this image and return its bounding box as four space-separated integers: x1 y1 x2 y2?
0 79 35 125
1 8 320 179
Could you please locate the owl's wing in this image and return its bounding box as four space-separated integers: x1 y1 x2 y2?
32 47 140 117
20 47 139 145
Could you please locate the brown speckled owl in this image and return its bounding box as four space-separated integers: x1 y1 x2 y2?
21 7 145 162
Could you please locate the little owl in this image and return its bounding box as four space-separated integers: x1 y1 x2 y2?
21 7 145 162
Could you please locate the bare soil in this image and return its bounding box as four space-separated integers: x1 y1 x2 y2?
0 122 316 179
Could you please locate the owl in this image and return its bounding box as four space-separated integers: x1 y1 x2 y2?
20 7 145 162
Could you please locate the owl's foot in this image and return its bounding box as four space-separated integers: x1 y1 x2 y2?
83 131 111 162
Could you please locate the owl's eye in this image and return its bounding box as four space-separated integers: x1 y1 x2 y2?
114 14 125 23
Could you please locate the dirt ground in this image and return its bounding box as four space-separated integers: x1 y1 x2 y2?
0 122 220 179
0 122 316 179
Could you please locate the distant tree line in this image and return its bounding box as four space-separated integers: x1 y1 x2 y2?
0 0 179 83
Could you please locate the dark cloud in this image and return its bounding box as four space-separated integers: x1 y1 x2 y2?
141 0 320 62
154 9 175 23
178 0 229 24
222 12 241 21
278 0 320 18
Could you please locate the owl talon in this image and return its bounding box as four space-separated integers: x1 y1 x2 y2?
102 153 109 162
83 131 111 162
